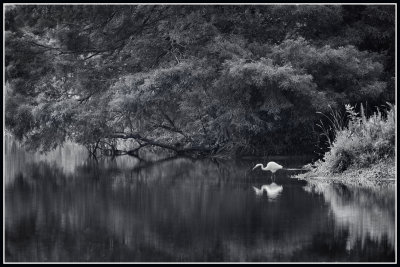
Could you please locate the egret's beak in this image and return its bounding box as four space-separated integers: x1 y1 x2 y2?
252 166 257 170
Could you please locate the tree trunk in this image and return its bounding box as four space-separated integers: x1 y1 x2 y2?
108 132 212 156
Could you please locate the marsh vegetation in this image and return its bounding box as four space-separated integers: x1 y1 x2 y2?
299 103 395 185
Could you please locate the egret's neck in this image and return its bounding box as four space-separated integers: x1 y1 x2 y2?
262 165 269 171
254 164 264 170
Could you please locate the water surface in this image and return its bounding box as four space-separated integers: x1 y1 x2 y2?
4 136 396 262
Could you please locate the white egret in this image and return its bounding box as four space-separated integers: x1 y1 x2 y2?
252 161 283 181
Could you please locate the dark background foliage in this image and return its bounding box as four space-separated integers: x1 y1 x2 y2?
5 5 395 156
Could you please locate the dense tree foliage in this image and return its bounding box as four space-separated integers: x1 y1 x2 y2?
5 5 395 156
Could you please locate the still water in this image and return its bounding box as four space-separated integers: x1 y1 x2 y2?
4 137 396 262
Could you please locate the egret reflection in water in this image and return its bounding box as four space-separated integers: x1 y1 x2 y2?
252 183 283 201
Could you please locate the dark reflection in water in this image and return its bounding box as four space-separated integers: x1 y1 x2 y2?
4 136 395 262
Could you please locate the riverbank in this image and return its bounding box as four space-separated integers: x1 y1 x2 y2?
294 103 396 189
294 158 396 188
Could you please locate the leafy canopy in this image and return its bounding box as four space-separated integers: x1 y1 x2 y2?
5 5 395 155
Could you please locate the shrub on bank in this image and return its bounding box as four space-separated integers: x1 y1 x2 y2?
315 103 395 174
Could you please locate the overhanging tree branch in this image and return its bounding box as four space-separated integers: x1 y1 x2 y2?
109 132 211 155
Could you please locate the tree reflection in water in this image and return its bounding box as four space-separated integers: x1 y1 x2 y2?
303 182 395 254
5 138 395 262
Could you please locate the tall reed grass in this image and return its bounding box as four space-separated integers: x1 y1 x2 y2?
315 103 395 173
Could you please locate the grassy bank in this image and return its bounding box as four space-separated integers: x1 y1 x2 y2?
296 158 395 188
295 103 396 187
